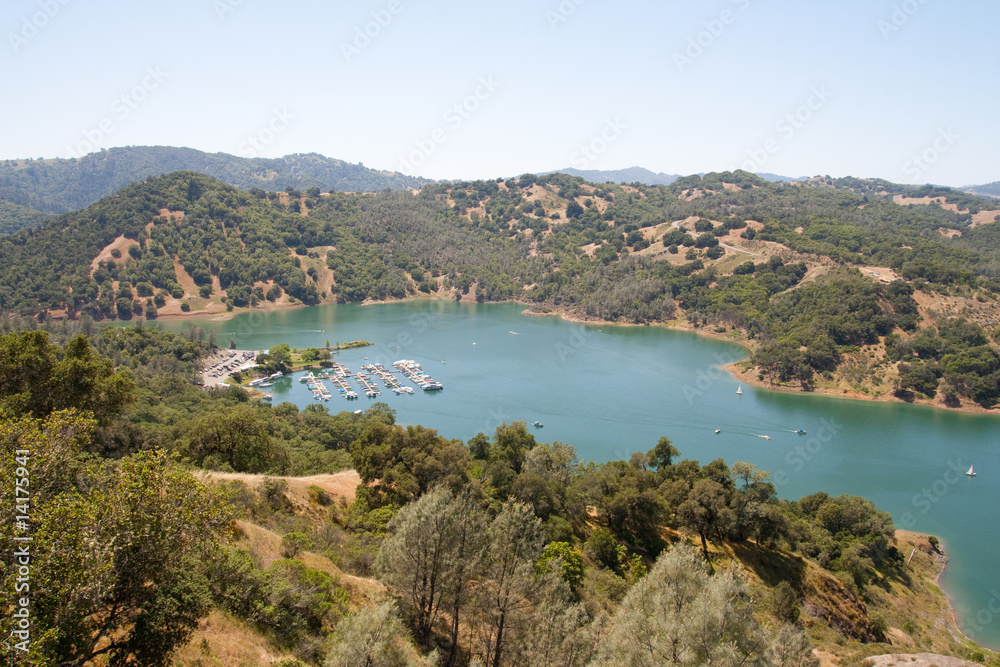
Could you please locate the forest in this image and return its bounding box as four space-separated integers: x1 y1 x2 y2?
3 169 1000 406
0 146 429 220
3 321 990 666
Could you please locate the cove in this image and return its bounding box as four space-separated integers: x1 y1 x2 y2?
154 300 1000 649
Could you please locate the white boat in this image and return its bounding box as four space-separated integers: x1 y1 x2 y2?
966 465 976 477
736 385 743 395
714 429 721 434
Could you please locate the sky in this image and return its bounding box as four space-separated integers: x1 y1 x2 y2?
3 0 998 186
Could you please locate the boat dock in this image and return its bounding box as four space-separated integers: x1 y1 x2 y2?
292 359 441 401
393 359 444 391
302 372 334 401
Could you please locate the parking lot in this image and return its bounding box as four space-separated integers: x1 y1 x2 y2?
199 349 257 388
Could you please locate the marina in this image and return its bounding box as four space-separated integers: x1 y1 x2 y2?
290 360 443 402
393 359 444 391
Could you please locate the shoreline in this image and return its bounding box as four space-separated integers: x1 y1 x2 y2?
114 297 1000 416
148 297 993 652
898 530 991 652
721 358 1000 417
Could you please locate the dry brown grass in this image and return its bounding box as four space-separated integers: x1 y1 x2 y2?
199 470 361 518
90 235 140 275
171 609 295 666
232 518 387 606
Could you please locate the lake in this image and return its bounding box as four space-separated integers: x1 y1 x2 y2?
156 300 1000 649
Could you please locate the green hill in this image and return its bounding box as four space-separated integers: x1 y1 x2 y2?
0 196 49 234
0 146 431 218
5 168 1000 409
966 180 1000 198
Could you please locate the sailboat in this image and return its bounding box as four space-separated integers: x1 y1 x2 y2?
736 385 743 396
966 465 976 477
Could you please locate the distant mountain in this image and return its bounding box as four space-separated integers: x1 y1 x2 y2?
964 181 1000 198
0 146 431 217
546 166 682 186
755 172 808 183
546 166 807 187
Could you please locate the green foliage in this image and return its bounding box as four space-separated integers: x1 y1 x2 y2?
208 547 348 653
537 541 585 594
351 419 469 508
0 196 49 234
281 531 315 558
0 148 429 216
595 542 816 666
7 445 232 666
585 526 620 571
770 580 801 623
0 330 135 426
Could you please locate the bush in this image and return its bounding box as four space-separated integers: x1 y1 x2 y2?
307 485 332 506
585 527 620 571
281 532 314 559
770 580 800 623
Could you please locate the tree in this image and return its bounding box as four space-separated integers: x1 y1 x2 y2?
594 542 794 666
676 478 728 557
27 450 232 666
0 331 134 426
187 404 289 473
324 602 425 667
375 487 486 650
281 532 314 559
770 580 801 623
258 343 293 374
767 625 820 667
475 502 545 667
536 541 584 595
351 423 469 508
648 436 680 470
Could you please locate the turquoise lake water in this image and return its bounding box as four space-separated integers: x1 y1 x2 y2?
156 300 1000 649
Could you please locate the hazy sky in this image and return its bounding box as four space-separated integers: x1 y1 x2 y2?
3 0 997 185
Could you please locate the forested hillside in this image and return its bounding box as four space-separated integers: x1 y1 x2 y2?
0 322 992 666
966 180 1000 198
4 169 1000 408
0 146 430 219
0 197 48 234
